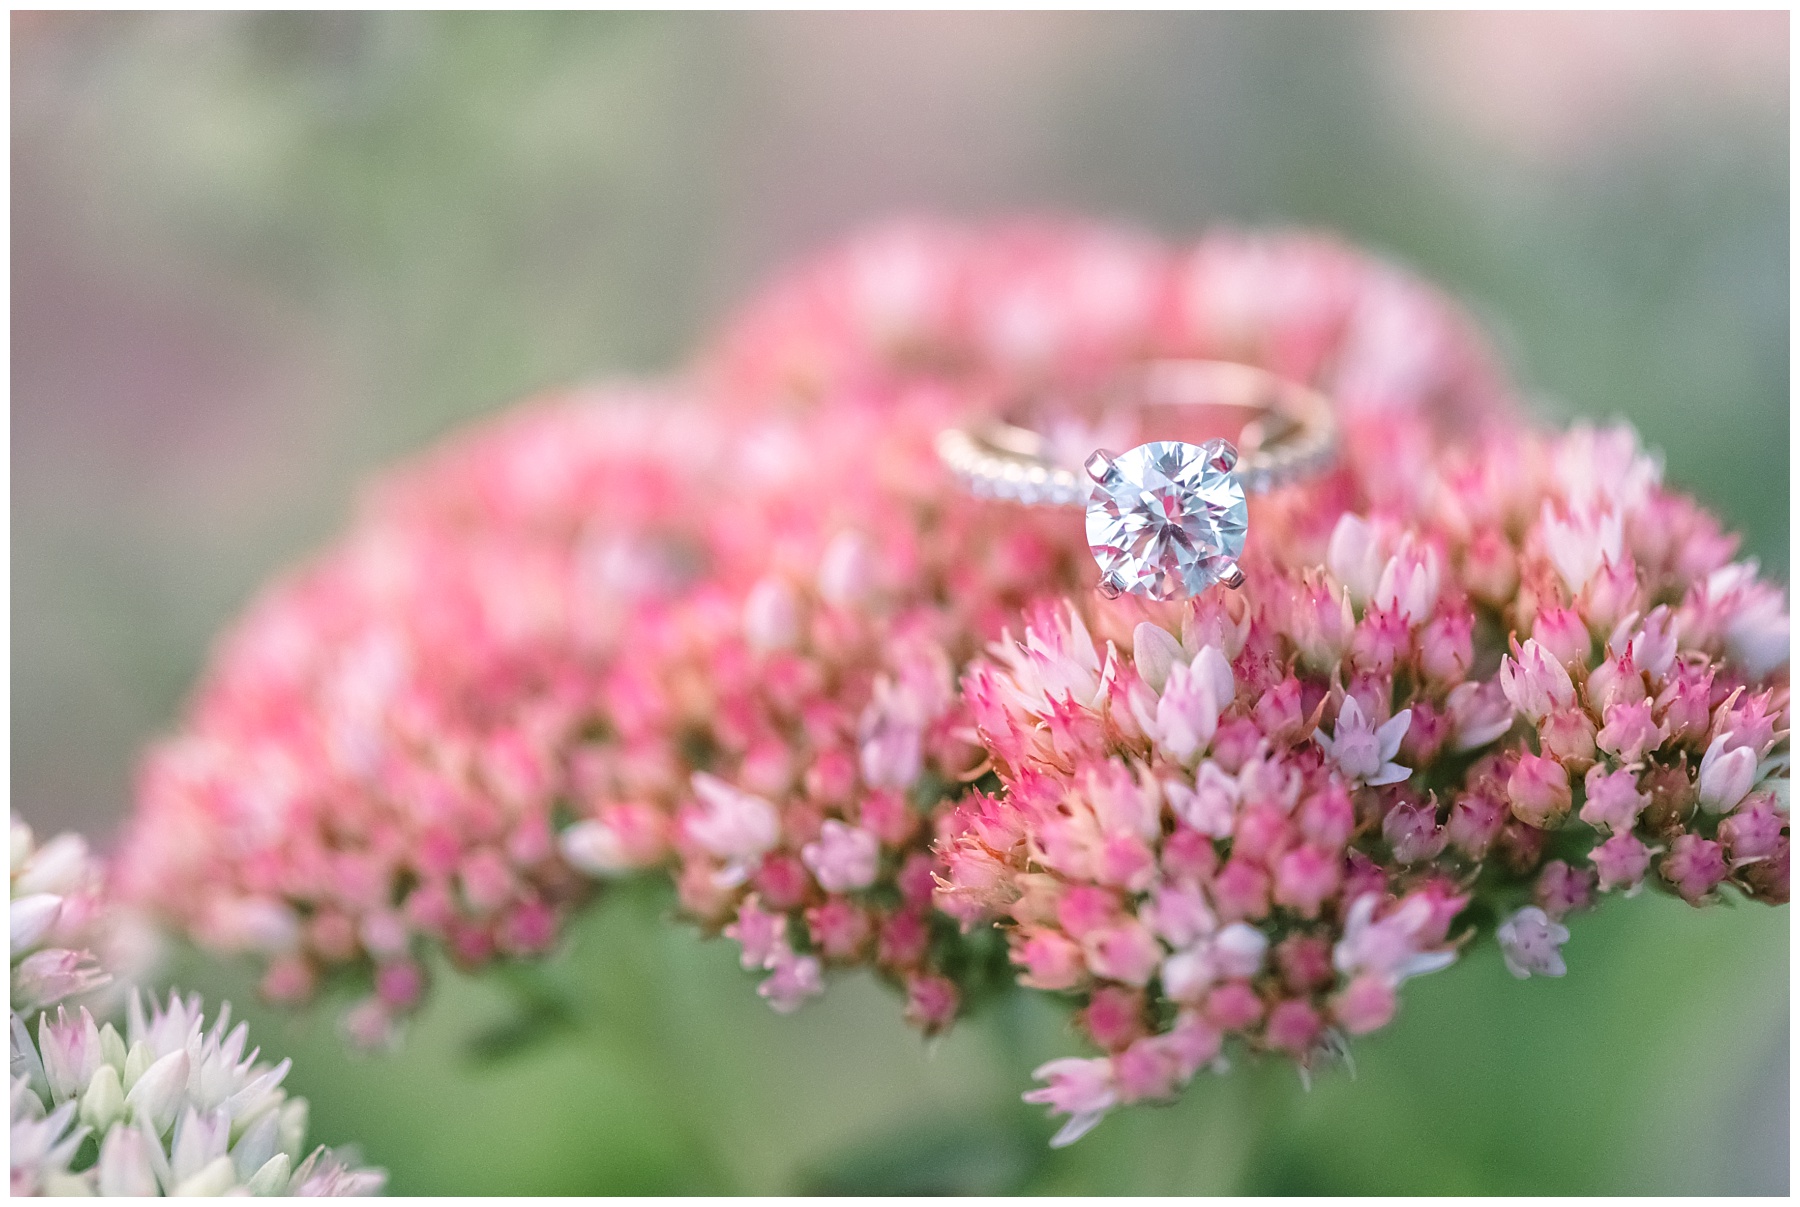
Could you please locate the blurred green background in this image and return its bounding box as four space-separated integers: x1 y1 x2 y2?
13 11 1788 1194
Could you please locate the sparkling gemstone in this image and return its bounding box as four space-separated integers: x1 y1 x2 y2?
1084 439 1247 601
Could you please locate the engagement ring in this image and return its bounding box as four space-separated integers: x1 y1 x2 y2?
937 360 1337 601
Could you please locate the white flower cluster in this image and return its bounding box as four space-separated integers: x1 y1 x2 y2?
12 816 110 1016
11 992 385 1196
10 817 384 1196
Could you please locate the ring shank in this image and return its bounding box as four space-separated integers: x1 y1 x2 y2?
937 359 1338 508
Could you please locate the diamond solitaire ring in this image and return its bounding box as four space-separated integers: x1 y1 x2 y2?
937 360 1337 601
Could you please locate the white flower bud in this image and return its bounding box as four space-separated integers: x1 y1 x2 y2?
124 1048 190 1135
11 893 63 952
1131 622 1184 694
1698 735 1759 814
245 1152 293 1196
171 1154 238 1197
95 1124 160 1196
79 1063 126 1133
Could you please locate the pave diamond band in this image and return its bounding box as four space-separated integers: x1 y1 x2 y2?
937 360 1338 600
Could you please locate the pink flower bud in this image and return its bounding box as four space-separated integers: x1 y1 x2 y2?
1161 825 1219 883
1586 650 1646 714
1463 528 1519 606
876 909 930 967
1542 501 1624 595
1538 706 1599 770
1231 803 1293 866
1096 832 1159 892
903 973 960 1035
1447 788 1508 860
14 950 108 1015
758 947 825 1014
1142 881 1216 948
1151 652 1231 764
1499 638 1575 723
1533 860 1596 920
1272 845 1343 919
1340 850 1389 907
1591 832 1652 893
1164 1010 1224 1079
1507 753 1572 829
1447 679 1519 755
753 851 812 910
1203 980 1265 1032
1057 884 1123 939
1013 927 1087 991
896 851 937 909
1655 662 1714 748
1579 765 1649 834
342 998 399 1052
1332 972 1397 1035
1131 622 1185 693
1496 819 1548 875
1719 792 1785 864
1080 985 1148 1050
1531 605 1592 669
1739 837 1788 904
1252 675 1306 742
374 960 426 1011
1596 699 1665 764
725 894 790 970
1661 833 1729 904
816 531 876 609
743 575 801 653
1275 934 1335 995
1350 606 1411 675
260 955 317 1004
1185 584 1253 661
1397 701 1452 767
1264 998 1323 1056
686 772 781 868
1579 554 1640 634
1382 799 1447 864
801 819 881 893
1210 857 1271 921
806 896 872 960
498 899 557 954
1112 1035 1181 1104
1210 716 1266 773
1290 569 1354 669
1297 780 1355 850
1374 536 1442 627
1420 607 1475 686
1082 919 1164 987
804 747 858 805
1623 605 1680 681
1712 687 1783 757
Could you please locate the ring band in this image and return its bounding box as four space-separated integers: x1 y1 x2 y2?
937 360 1338 599
936 360 1337 507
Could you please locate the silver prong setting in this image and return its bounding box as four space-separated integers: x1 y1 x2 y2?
1216 562 1246 590
1084 448 1122 486
1096 575 1125 600
1209 441 1239 475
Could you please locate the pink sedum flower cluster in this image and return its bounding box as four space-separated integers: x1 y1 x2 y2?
938 410 1788 1142
119 394 734 1041
113 217 1786 1121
